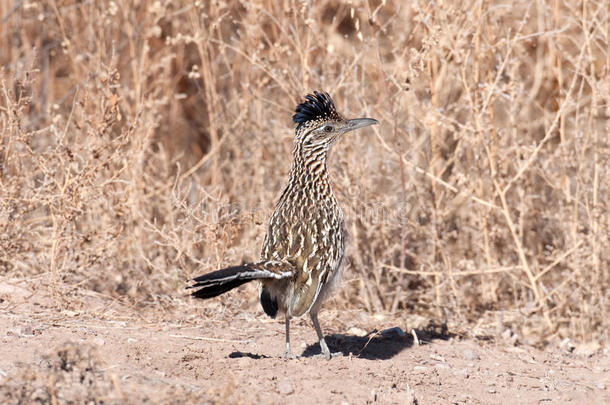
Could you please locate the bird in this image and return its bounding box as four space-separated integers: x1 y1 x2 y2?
188 91 378 359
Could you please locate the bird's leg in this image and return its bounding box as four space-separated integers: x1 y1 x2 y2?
282 316 297 359
310 313 336 360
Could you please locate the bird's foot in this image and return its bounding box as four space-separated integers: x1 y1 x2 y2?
282 349 299 359
315 337 339 360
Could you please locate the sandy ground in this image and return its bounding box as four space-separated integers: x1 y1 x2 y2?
1 277 608 404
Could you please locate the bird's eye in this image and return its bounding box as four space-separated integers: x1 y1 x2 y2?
324 125 333 132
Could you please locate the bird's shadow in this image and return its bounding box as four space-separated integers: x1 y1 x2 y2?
302 324 454 360
229 323 453 361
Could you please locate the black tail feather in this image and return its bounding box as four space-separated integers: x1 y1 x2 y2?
188 262 293 300
191 265 251 285
190 278 250 299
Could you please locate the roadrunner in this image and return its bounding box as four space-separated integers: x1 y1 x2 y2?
189 91 377 359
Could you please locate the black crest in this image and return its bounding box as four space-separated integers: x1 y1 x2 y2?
293 91 340 130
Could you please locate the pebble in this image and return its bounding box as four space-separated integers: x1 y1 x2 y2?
453 368 469 378
574 342 601 356
63 310 79 317
462 348 480 360
429 354 446 362
413 366 428 373
559 337 574 352
278 379 294 395
347 327 368 337
381 327 405 337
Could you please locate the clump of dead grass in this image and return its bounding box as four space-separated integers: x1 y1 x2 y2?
0 0 607 347
0 342 122 403
0 340 200 403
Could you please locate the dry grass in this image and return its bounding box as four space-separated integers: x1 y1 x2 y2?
0 340 200 403
1 0 607 347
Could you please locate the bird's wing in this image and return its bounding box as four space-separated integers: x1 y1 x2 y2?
262 200 345 317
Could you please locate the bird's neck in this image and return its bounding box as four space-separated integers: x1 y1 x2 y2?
282 144 333 202
297 142 330 174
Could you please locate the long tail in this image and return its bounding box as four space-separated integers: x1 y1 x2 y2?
188 261 294 299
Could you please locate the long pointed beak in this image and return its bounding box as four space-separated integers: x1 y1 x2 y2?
343 117 379 133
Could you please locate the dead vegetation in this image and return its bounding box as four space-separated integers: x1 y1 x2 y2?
1 342 123 404
0 0 608 349
0 340 200 404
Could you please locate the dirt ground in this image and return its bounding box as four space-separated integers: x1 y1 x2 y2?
1 278 608 405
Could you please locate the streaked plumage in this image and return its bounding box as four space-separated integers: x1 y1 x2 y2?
189 91 377 359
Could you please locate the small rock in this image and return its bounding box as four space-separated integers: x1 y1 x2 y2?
413 366 428 373
381 327 405 337
559 337 575 352
278 379 294 395
596 382 606 390
63 310 79 317
453 368 469 378
429 354 446 362
519 355 538 365
434 363 450 370
574 341 601 356
462 348 480 360
347 327 368 337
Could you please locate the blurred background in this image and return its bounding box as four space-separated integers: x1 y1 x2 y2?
0 0 607 348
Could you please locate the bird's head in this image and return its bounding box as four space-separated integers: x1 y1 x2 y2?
292 91 378 150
